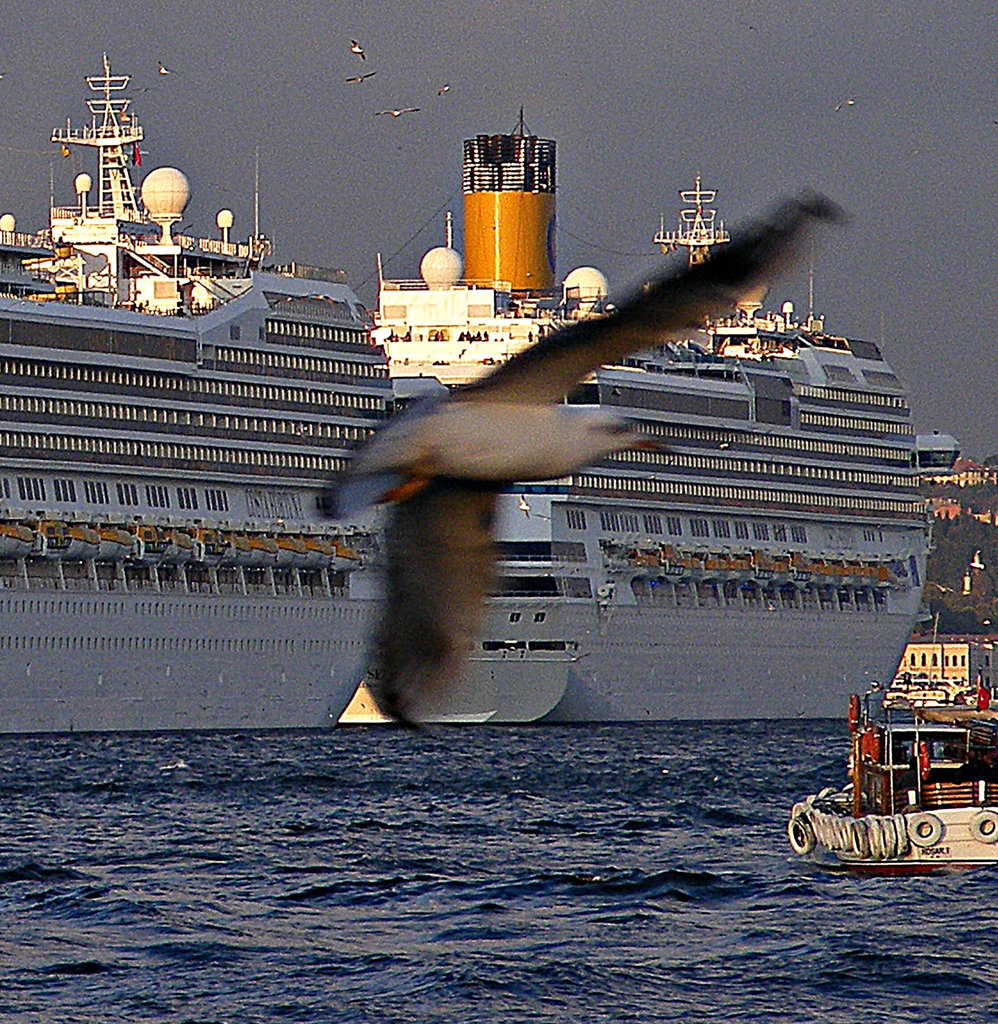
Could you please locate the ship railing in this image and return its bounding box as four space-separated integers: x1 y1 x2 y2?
381 278 511 292
1 229 51 250
51 125 143 144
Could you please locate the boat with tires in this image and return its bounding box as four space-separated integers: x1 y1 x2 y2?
788 688 998 872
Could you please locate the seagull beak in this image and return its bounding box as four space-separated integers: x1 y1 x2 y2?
377 473 433 504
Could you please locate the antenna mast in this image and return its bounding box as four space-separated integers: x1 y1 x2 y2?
654 175 730 266
50 53 143 220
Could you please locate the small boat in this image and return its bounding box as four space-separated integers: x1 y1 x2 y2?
788 686 998 873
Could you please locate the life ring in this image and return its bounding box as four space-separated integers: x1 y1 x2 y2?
970 810 998 844
788 813 816 855
907 812 944 848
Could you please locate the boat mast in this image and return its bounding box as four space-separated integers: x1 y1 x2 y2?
654 176 730 266
50 53 143 221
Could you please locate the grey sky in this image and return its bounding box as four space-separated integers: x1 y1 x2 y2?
1 0 995 454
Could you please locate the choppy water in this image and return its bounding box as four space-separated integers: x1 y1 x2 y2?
0 721 995 1023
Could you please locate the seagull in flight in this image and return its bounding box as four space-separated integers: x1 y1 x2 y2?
350 40 366 60
324 194 841 724
437 83 451 95
375 107 420 117
346 71 377 83
157 62 173 75
834 97 856 111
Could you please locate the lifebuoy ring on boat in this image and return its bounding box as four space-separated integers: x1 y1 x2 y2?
788 813 816 855
970 810 998 844
907 812 944 848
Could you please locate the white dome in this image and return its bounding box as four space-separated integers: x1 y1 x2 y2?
0 213 14 233
420 246 463 289
74 173 92 195
216 208 234 230
141 167 191 220
562 266 609 299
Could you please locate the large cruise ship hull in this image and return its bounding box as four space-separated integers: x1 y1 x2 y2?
0 591 374 733
399 576 923 724
544 598 919 721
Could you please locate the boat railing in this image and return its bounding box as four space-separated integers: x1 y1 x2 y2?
0 229 51 250
381 277 512 292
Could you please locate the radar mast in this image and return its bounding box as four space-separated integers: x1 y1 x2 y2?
654 176 730 265
50 53 143 221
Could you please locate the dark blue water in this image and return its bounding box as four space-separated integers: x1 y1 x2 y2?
1 721 995 1023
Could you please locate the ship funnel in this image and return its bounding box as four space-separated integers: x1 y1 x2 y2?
462 125 556 294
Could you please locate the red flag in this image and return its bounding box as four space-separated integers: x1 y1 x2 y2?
132 142 141 167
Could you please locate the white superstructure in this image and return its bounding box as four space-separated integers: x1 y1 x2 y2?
368 167 956 722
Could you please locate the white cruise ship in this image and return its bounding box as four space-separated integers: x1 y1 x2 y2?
0 56 387 732
360 136 958 722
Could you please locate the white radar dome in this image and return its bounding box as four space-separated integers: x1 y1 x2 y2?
74 173 92 195
420 246 463 289
0 213 15 233
216 208 234 230
562 266 609 300
141 167 191 219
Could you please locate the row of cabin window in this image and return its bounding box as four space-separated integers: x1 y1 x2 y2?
572 473 923 516
215 345 386 378
0 392 374 441
614 447 912 489
572 507 809 544
797 384 909 410
0 358 387 411
7 475 229 513
0 431 348 475
642 420 910 465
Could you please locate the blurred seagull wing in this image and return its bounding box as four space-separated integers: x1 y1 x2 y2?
368 479 499 725
458 193 842 406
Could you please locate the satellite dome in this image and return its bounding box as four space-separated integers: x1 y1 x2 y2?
216 208 234 230
420 246 463 289
0 213 14 233
562 266 609 300
74 173 92 195
141 167 191 219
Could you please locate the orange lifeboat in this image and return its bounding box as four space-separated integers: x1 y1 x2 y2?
0 521 35 558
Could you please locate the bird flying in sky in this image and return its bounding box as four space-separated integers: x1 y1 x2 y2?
157 62 172 75
375 107 420 117
437 83 451 95
834 97 856 111
350 40 366 60
346 71 377 83
325 194 841 725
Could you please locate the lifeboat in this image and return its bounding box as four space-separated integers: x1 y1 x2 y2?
302 536 334 569
158 528 196 565
658 544 687 579
790 552 812 583
275 533 309 568
191 527 226 566
0 521 35 558
34 520 100 560
243 534 279 568
752 550 774 581
96 525 136 561
218 531 252 566
331 538 361 571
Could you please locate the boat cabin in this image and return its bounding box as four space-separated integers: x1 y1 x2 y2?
853 714 998 816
